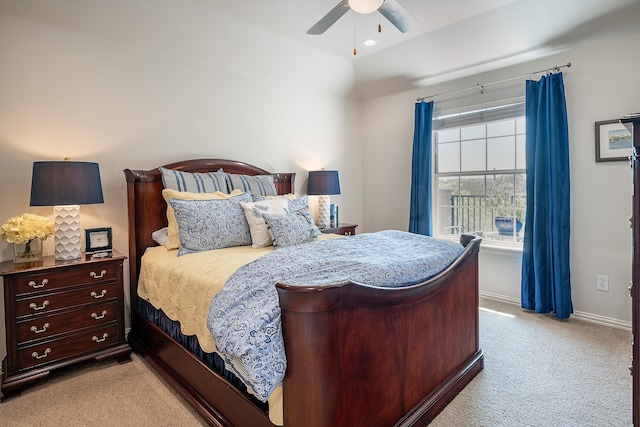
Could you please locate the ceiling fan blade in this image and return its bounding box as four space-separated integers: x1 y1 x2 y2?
307 1 350 35
378 0 419 33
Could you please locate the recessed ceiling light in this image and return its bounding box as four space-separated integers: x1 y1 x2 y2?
361 39 377 47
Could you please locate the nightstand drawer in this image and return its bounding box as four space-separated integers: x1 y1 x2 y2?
16 282 117 318
15 263 118 296
17 301 118 344
18 324 119 371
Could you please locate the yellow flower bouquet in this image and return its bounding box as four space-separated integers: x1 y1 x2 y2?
0 213 54 244
1 213 54 263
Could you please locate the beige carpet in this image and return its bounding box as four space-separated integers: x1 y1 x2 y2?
0 353 208 427
0 297 633 426
431 298 632 427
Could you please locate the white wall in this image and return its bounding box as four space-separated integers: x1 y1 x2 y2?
361 31 640 327
1 0 638 378
0 2 362 364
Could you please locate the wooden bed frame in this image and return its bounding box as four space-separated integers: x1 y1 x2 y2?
124 158 483 427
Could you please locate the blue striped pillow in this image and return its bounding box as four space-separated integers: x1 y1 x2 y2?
160 167 228 193
225 173 277 196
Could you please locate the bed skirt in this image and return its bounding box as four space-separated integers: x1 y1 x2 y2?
136 298 269 412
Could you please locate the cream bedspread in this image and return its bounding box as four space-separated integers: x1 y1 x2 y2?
139 244 274 353
137 234 340 425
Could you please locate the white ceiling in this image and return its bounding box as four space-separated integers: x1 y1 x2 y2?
3 0 640 99
192 0 640 97
192 0 523 58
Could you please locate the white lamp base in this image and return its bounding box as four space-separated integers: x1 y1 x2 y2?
54 205 81 260
317 195 331 229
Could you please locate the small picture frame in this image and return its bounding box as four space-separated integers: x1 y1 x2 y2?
85 227 113 254
595 119 633 162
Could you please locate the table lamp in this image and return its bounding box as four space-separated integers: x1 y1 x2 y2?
307 170 340 229
30 159 104 260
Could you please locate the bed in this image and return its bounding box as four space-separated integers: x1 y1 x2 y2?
124 158 483 427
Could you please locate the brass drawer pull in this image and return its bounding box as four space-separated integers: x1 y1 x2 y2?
91 310 107 320
90 270 107 279
30 323 51 334
92 333 108 343
28 278 49 289
31 348 51 360
91 290 107 299
29 300 49 311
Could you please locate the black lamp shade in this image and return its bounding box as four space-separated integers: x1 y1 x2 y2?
30 161 104 206
307 170 341 195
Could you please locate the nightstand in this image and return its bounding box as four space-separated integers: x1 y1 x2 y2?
1 250 131 401
320 223 358 236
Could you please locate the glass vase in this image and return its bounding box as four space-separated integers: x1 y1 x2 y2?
13 238 43 263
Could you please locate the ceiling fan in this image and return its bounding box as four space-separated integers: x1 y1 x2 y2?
307 0 419 35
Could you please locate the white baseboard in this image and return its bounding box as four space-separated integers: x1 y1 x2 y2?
479 291 519 305
572 310 632 331
479 291 632 331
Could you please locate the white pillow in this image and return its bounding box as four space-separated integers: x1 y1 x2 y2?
151 227 170 247
240 198 290 248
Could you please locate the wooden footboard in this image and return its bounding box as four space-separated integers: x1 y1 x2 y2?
277 237 483 427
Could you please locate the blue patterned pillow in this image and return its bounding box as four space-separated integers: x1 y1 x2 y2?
225 173 277 196
261 207 318 248
169 193 252 256
287 195 308 212
286 195 321 237
160 167 228 193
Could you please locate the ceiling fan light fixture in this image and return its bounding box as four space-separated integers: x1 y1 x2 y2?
349 0 381 14
307 0 417 37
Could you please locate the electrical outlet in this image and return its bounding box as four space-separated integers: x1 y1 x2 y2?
596 275 609 292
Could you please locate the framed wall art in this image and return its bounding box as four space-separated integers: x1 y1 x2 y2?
595 119 632 162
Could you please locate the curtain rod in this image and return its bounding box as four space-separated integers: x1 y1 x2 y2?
417 62 571 102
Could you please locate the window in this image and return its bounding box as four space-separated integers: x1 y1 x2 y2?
433 103 526 246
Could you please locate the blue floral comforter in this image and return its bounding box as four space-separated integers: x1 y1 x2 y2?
207 230 464 401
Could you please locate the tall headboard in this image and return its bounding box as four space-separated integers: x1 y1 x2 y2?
123 158 295 308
